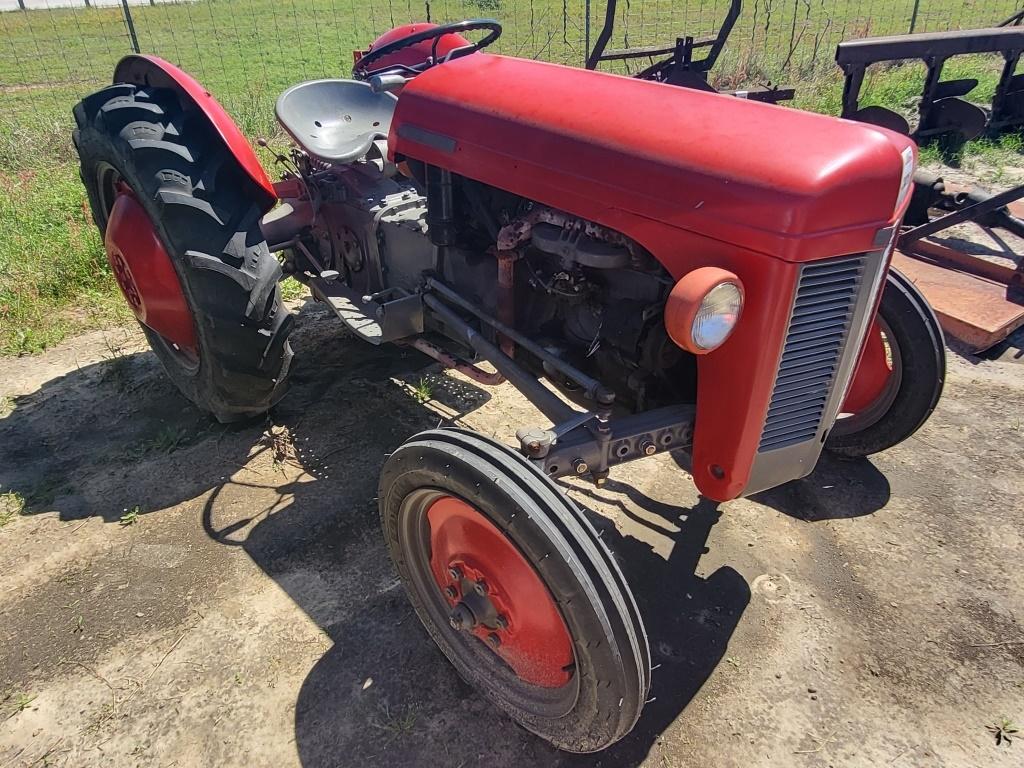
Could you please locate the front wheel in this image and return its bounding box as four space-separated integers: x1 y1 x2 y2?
379 429 650 752
827 268 945 457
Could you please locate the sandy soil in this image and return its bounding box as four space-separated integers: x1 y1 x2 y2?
1 300 1022 768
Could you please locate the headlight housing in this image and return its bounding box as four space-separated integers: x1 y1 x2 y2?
665 267 744 354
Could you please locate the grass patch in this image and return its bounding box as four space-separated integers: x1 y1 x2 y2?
0 165 130 356
119 506 140 526
0 490 25 527
0 0 1020 357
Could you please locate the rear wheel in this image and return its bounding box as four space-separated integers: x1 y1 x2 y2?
827 268 945 457
73 83 292 422
379 429 650 752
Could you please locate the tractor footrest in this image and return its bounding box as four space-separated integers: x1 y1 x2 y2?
309 277 423 344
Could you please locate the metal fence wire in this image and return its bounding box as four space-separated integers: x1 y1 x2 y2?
1 0 1022 159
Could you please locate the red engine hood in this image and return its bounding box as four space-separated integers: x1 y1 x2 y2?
390 54 913 266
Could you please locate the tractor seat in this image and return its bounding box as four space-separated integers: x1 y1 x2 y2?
275 79 398 165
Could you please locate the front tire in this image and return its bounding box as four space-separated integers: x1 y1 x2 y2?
73 83 293 422
827 268 945 457
379 429 650 752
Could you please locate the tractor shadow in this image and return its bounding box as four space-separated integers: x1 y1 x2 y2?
0 299 885 766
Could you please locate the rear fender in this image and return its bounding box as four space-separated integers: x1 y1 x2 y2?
112 55 276 210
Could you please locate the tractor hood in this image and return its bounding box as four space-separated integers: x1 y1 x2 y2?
389 54 915 264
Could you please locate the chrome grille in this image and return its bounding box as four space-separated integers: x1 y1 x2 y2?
758 256 866 452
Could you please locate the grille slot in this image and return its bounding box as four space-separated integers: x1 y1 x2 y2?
758 257 866 452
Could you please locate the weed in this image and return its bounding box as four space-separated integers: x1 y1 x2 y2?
987 716 1018 747
7 692 36 715
147 425 189 454
279 278 307 302
0 491 24 527
119 506 140 526
259 423 296 467
372 702 418 737
412 377 434 404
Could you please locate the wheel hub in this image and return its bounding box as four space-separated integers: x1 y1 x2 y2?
426 496 573 688
104 185 197 355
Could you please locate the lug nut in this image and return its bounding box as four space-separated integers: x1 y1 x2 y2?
486 633 501 648
448 566 462 581
449 602 475 632
640 440 657 456
444 586 458 599
572 457 589 475
495 614 509 630
473 580 488 596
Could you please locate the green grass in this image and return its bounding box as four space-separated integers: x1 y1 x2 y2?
0 165 131 356
0 0 1020 356
0 490 25 528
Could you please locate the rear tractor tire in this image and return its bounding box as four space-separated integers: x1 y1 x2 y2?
73 83 293 422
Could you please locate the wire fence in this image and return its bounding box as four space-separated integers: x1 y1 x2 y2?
1 0 1022 166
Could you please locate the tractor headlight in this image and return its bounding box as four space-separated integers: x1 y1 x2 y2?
665 267 744 354
693 282 743 350
896 145 916 210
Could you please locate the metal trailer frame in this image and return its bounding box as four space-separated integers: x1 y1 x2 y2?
585 0 794 104
836 20 1024 141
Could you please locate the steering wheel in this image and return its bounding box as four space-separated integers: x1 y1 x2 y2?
353 19 503 79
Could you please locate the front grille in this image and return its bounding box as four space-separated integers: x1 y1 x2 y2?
758 256 866 452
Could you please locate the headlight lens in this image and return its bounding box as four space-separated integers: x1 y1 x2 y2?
896 145 916 210
692 282 743 350
664 267 744 354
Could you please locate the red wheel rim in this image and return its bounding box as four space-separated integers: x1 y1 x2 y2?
842 319 892 414
103 178 198 358
835 317 903 435
426 495 574 688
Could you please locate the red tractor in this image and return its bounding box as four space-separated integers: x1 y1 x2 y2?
73 19 945 752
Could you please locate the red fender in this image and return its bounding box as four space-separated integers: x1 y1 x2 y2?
112 55 276 210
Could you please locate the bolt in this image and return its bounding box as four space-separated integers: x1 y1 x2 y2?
572 457 589 475
444 586 458 599
448 566 462 581
495 614 509 630
640 440 657 456
449 602 475 631
486 633 501 648
473 580 488 596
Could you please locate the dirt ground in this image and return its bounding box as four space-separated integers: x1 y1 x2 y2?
1 299 1022 768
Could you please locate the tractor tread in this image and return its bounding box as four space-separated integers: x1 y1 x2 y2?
73 82 292 421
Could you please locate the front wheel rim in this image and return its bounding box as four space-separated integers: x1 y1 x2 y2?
834 316 902 435
398 488 578 717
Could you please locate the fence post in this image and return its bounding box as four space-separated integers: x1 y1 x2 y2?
584 0 591 67
121 0 141 54
17 0 25 10
908 0 921 34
